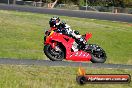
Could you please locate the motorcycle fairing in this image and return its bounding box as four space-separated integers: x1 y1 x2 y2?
66 51 91 61
45 31 92 61
85 33 92 41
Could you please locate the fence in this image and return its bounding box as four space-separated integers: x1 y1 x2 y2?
78 6 132 14
0 0 43 7
0 0 132 14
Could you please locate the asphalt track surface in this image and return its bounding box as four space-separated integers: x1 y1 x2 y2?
0 4 132 69
0 4 132 23
0 58 132 70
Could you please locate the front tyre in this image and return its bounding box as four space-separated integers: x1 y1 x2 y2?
44 44 65 61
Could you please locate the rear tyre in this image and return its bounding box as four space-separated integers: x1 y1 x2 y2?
86 44 107 63
44 44 65 61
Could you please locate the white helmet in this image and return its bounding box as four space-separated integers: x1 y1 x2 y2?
49 17 60 27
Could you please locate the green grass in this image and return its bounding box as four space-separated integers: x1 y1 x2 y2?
0 65 132 88
0 10 132 64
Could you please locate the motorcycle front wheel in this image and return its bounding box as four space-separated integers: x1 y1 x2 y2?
44 44 65 61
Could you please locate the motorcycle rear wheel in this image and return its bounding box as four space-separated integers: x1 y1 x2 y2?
86 44 107 63
44 44 65 61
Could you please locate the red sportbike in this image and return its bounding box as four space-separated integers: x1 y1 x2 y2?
44 28 106 63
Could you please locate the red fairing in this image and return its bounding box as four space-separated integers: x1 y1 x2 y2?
44 31 92 62
85 33 92 41
66 51 91 61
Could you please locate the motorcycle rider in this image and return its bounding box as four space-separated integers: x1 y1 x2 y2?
49 17 87 50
